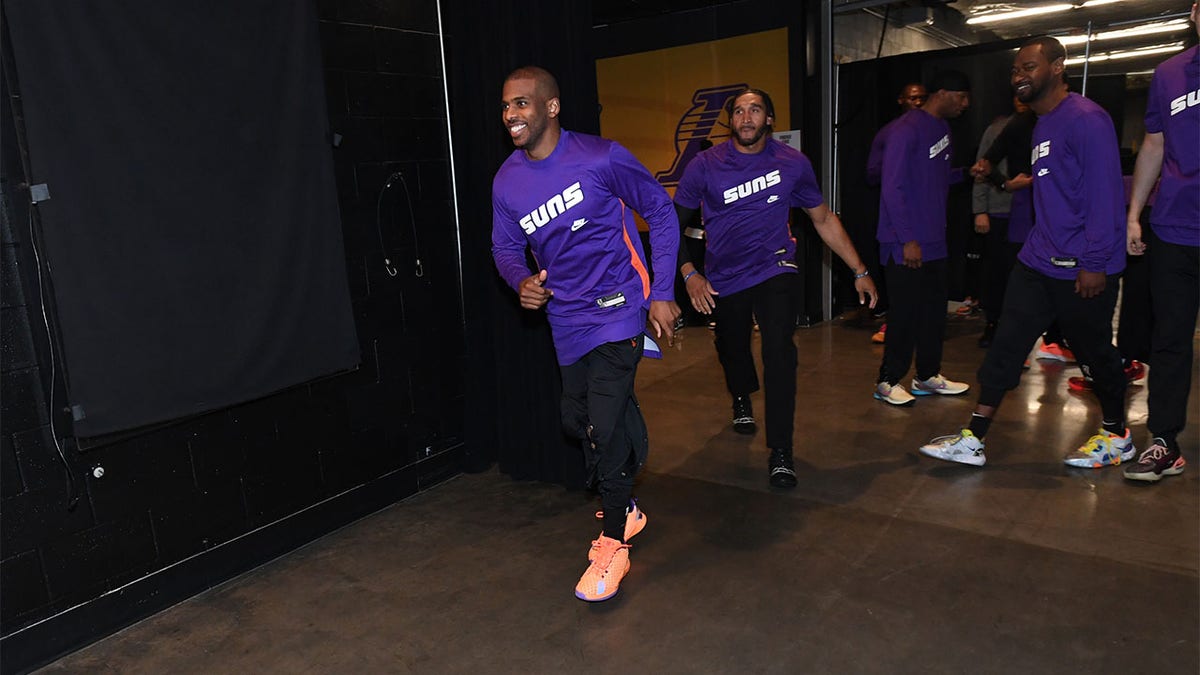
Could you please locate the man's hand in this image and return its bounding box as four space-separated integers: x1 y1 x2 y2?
1075 269 1106 299
518 270 553 310
854 274 879 309
1127 219 1147 256
648 300 681 345
970 158 992 182
973 213 990 234
1005 173 1032 192
902 241 922 269
685 272 719 315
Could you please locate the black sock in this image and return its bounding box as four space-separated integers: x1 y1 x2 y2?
602 506 626 543
968 413 992 439
1102 419 1125 436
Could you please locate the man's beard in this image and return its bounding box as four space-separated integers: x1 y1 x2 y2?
735 125 770 147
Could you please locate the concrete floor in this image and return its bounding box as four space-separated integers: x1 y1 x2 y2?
40 314 1199 674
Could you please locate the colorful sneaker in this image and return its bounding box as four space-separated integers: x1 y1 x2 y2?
768 448 797 488
591 500 646 559
1063 428 1135 468
911 374 970 396
575 535 630 602
1036 341 1075 363
919 429 986 466
1123 439 1186 482
871 323 887 344
955 297 979 315
732 395 756 434
874 381 915 406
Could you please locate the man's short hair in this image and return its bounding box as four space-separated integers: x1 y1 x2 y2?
504 65 560 99
1021 36 1067 66
725 87 776 121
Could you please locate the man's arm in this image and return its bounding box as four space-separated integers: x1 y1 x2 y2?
805 202 878 308
1126 131 1164 256
675 203 698 272
491 193 552 309
879 124 921 267
1076 111 1123 297
607 144 681 339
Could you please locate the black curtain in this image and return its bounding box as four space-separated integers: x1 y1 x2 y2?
4 1 359 438
443 0 598 487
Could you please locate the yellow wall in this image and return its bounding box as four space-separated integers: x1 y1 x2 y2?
596 28 791 210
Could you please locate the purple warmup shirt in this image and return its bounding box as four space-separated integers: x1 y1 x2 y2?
1020 93 1125 279
1008 187 1034 244
492 130 679 366
865 118 901 188
1144 45 1199 247
876 109 954 265
674 138 824 296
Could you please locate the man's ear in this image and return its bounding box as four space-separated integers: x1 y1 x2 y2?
548 97 560 118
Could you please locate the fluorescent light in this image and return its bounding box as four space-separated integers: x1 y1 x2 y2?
1064 42 1185 65
967 0 1130 26
1055 19 1190 46
967 3 1073 25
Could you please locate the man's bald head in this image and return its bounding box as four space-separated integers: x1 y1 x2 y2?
505 66 560 100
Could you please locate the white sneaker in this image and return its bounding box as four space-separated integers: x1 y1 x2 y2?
874 381 915 406
911 374 970 396
920 429 986 466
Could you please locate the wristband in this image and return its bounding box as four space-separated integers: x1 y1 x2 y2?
683 270 698 283
853 269 870 280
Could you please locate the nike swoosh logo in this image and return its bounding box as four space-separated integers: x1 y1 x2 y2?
766 195 780 204
1037 168 1049 177
571 218 588 231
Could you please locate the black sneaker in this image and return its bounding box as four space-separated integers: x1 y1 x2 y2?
732 395 756 434
1124 438 1186 482
978 322 996 348
769 448 797 488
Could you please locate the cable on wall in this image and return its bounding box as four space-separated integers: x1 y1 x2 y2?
375 170 423 278
27 200 79 510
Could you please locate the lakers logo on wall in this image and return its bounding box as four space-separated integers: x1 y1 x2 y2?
654 84 746 188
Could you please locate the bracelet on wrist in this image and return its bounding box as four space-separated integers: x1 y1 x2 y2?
683 270 698 283
853 269 870 280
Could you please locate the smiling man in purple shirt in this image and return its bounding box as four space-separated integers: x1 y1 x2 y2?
1122 3 1199 483
492 66 680 602
921 37 1132 469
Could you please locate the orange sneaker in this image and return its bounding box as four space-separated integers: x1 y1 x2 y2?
1035 341 1075 363
871 323 887 344
591 500 646 560
575 536 630 602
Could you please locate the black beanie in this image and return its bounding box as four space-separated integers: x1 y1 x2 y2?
927 69 971 93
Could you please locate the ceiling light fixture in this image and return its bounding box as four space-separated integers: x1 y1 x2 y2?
967 3 1073 25
966 0 1128 26
1063 42 1185 65
1055 19 1190 46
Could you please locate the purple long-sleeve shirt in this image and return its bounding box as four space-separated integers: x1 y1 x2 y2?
1019 93 1125 279
1144 45 1199 247
673 138 824 296
865 117 900 188
492 130 679 366
876 109 954 264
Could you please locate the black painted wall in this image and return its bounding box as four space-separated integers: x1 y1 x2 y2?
0 0 463 666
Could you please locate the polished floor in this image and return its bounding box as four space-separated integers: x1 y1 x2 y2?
40 312 1199 674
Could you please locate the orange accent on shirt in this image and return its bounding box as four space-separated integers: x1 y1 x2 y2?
620 200 651 299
